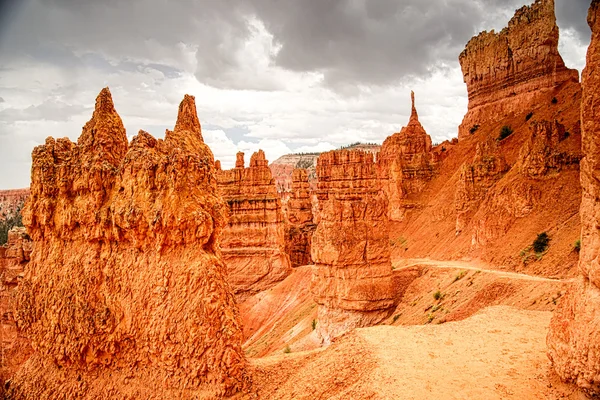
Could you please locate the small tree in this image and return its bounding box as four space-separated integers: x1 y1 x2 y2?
498 126 514 141
533 232 550 253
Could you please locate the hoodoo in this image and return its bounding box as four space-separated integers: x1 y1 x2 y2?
284 168 316 267
547 0 600 395
216 150 292 302
458 0 579 140
9 89 249 399
377 91 437 221
311 150 395 343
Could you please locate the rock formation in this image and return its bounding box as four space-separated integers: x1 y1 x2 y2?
0 189 29 221
377 91 437 221
311 150 395 343
8 88 249 398
519 120 581 177
216 150 292 301
547 1 600 395
1 227 33 392
458 0 579 140
455 138 509 235
284 169 316 267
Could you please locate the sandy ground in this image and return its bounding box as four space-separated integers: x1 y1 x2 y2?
249 306 585 399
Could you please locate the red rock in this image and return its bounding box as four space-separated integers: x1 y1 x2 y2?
458 0 579 141
9 89 249 398
547 1 600 395
217 150 292 302
455 138 509 235
284 169 316 267
311 150 395 343
377 91 437 221
0 189 29 221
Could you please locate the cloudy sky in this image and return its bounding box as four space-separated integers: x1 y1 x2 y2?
0 0 592 189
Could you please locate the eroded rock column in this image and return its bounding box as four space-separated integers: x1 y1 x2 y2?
311 150 395 343
284 168 316 267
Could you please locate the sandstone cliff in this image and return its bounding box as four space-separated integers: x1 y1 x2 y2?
8 89 249 399
284 169 316 267
547 1 600 395
217 150 292 302
0 189 29 221
311 150 395 343
377 92 437 221
458 0 579 140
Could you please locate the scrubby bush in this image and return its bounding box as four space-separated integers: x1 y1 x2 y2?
470 124 480 135
312 319 317 330
283 345 291 354
0 204 24 245
532 232 550 253
526 112 534 121
551 97 558 104
574 239 581 253
498 125 514 141
433 290 443 301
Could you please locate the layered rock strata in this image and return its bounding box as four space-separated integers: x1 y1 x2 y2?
455 138 509 235
0 189 29 221
377 91 437 221
311 150 395 343
458 0 579 140
284 169 316 267
547 1 600 395
8 89 249 398
217 151 292 301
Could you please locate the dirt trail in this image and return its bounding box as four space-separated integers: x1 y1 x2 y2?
396 258 572 283
250 306 583 399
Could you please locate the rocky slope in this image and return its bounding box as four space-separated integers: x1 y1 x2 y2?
7 89 250 399
458 0 579 141
311 150 395 343
284 169 316 267
0 189 29 221
390 0 582 279
547 1 600 395
377 92 438 221
217 151 292 302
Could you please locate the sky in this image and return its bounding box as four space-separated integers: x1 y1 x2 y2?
0 0 592 189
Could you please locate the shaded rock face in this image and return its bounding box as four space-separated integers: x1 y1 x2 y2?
284 169 316 267
9 89 249 399
458 0 579 140
1 228 33 391
377 92 437 221
217 150 292 302
547 1 600 395
455 138 509 235
519 120 581 177
311 150 395 343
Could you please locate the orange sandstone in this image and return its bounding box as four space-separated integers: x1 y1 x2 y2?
284 169 316 267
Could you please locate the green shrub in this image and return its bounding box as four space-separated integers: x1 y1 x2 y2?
574 239 581 253
433 290 443 301
311 319 317 330
392 314 401 323
452 271 467 283
498 125 514 141
283 345 291 354
0 203 24 245
532 232 550 253
470 124 480 135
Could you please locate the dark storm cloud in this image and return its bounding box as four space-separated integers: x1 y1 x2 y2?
0 0 591 90
556 0 593 40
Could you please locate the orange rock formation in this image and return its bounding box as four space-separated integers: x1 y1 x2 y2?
217 150 292 301
0 189 29 221
458 0 579 140
547 1 600 395
311 150 395 343
0 227 33 392
8 89 249 398
377 91 437 221
284 169 316 267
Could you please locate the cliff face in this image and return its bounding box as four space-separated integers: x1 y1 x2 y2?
458 0 579 140
377 92 437 221
9 89 249 399
0 227 33 392
217 151 292 302
547 1 600 395
311 150 395 343
0 189 29 221
284 169 316 267
455 138 509 235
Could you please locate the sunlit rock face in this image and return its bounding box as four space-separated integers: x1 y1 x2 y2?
9 89 250 399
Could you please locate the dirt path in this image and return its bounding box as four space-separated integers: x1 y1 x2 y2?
396 258 572 283
250 306 582 399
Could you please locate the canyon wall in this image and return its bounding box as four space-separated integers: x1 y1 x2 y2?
217 151 292 302
377 92 437 221
284 169 316 267
8 89 249 398
458 0 579 140
547 1 600 395
0 189 29 221
311 150 395 343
